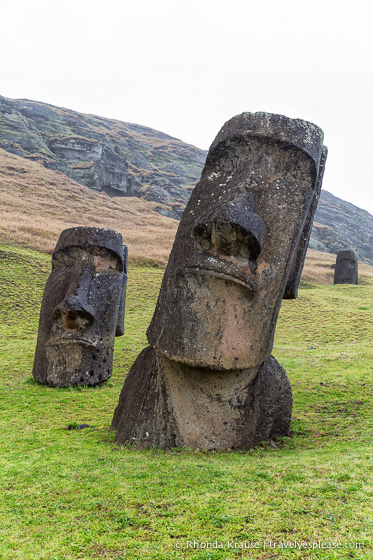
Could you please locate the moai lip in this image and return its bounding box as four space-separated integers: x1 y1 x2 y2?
112 112 327 450
32 227 127 387
334 249 359 285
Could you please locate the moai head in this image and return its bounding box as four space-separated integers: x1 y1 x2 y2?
32 227 127 387
147 113 327 371
334 249 358 285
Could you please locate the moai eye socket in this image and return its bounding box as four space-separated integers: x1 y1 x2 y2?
94 254 122 273
211 221 237 255
193 223 212 251
236 229 252 259
211 222 259 259
52 250 76 269
194 220 258 260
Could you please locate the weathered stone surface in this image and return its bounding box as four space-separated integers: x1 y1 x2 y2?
112 112 327 450
284 146 328 298
333 249 358 284
0 94 205 211
32 227 127 387
147 112 327 370
112 350 292 450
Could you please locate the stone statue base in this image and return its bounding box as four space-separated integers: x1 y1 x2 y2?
111 348 292 450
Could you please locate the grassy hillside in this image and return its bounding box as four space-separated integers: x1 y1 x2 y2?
2 95 373 264
0 95 206 219
0 148 177 267
0 243 372 559
1 147 373 284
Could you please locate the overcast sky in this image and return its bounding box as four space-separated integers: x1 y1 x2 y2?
1 0 372 213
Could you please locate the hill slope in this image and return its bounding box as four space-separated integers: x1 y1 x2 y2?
1 148 373 285
311 191 373 264
0 242 372 558
0 148 177 267
1 94 372 264
0 94 205 219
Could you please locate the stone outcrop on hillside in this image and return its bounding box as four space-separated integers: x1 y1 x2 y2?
311 191 373 265
0 95 372 263
0 95 205 219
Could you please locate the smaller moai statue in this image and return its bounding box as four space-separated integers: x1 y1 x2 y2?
334 250 358 285
32 227 128 387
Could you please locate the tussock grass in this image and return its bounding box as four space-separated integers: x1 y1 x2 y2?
0 243 372 559
2 147 372 284
0 149 177 267
301 249 373 286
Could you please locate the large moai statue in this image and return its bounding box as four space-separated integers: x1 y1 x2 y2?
333 249 358 285
32 227 128 387
112 112 327 450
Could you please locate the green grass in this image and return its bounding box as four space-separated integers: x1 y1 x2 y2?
0 243 372 559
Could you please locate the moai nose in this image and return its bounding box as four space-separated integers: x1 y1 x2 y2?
53 267 95 330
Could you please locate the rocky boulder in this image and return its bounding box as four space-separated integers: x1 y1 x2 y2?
0 94 205 212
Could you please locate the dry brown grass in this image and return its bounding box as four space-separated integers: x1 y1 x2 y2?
0 149 177 266
302 248 373 285
1 147 372 282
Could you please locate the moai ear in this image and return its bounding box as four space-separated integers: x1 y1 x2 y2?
115 245 128 337
283 146 328 299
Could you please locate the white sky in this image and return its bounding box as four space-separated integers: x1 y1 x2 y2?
0 0 372 213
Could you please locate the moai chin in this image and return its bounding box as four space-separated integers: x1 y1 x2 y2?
334 249 358 285
112 112 327 450
32 227 128 387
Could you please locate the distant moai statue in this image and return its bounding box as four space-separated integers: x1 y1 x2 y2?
334 249 358 285
112 112 327 450
32 227 128 387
